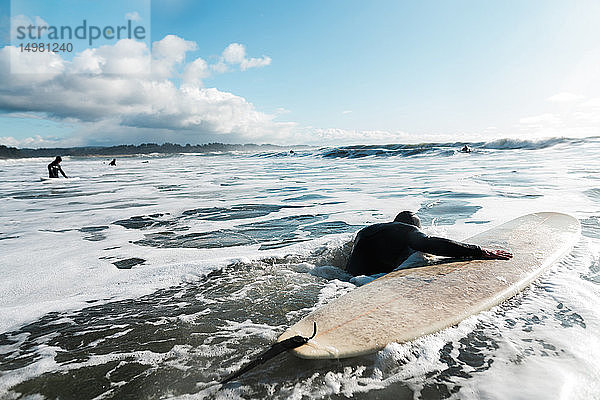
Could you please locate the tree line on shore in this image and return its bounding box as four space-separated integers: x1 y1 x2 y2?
0 142 285 158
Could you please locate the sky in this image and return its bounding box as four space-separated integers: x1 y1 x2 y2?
1 0 600 147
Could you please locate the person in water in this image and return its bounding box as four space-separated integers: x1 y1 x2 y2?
346 211 513 276
109 158 117 166
47 156 68 178
460 145 472 153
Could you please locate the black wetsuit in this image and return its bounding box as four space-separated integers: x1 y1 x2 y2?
346 222 483 276
48 162 66 178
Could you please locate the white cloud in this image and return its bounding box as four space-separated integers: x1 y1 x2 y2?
152 35 197 63
0 136 24 147
222 43 246 64
0 134 73 148
10 15 49 40
546 92 584 103
1 45 65 83
517 97 600 138
220 43 271 71
241 56 272 71
152 35 197 78
0 36 290 145
125 11 142 21
182 57 209 86
294 128 414 146
211 60 228 74
342 110 352 114
10 15 32 40
72 39 151 75
1 36 471 147
34 16 48 28
275 107 290 115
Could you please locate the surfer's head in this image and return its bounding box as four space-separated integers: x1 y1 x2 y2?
394 211 421 228
54 156 62 163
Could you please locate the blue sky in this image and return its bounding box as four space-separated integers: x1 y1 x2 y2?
1 0 600 146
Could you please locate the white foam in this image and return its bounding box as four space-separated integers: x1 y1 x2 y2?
2 145 600 399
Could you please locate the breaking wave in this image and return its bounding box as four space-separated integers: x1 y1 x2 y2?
251 136 599 159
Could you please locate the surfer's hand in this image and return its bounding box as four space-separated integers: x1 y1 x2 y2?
481 249 513 260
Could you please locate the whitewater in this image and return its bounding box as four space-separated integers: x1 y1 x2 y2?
1 137 599 399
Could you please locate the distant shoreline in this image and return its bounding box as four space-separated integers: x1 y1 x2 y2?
0 142 296 159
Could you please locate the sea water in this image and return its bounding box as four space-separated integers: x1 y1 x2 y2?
0 137 599 399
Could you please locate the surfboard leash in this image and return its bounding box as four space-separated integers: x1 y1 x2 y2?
220 322 317 385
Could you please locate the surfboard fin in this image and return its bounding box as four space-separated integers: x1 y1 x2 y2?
220 322 317 385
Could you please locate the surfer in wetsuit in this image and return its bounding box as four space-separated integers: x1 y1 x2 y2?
460 145 472 153
346 211 512 276
47 156 68 178
109 158 116 166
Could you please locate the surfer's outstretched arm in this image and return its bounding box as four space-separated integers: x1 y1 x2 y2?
406 231 512 260
407 231 481 257
59 166 67 178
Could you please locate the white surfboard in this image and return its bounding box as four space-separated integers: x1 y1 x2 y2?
278 212 580 359
40 177 80 183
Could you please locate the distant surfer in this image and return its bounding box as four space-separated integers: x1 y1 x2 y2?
460 145 472 153
289 150 295 155
109 158 116 166
47 156 68 178
346 211 512 276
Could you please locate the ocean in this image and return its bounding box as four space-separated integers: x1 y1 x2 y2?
1 137 599 399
